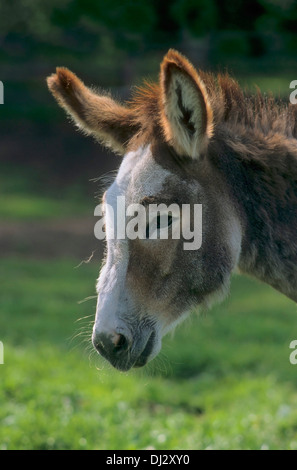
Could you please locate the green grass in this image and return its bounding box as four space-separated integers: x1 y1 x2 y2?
0 257 297 450
0 164 92 220
0 193 93 220
239 75 294 97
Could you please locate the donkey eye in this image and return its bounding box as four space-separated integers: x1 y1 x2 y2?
157 214 172 228
146 214 173 239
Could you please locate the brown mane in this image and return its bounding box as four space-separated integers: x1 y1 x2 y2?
128 71 297 144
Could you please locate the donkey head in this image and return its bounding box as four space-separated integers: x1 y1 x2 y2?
47 50 242 370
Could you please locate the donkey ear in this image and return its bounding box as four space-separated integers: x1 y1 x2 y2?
47 68 137 155
159 50 213 159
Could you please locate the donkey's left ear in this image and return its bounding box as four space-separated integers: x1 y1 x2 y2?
160 49 213 159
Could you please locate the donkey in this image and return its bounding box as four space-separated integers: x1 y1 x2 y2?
47 49 297 371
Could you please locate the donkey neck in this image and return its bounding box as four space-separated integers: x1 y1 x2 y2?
210 130 297 302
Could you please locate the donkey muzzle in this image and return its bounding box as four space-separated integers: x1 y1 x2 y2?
92 326 156 371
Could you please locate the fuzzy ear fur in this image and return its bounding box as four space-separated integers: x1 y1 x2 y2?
159 49 213 158
47 68 137 154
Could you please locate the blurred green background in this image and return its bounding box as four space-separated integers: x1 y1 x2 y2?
0 0 297 450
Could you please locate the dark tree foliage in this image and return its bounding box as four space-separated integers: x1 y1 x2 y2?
0 0 296 57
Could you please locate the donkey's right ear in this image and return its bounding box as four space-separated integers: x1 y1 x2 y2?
47 68 137 155
159 50 213 159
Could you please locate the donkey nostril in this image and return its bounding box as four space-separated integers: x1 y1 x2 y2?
93 330 131 362
113 333 128 350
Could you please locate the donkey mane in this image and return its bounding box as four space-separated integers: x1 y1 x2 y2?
129 71 297 143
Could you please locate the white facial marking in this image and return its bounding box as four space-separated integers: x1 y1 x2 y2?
126 145 172 201
94 145 173 339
